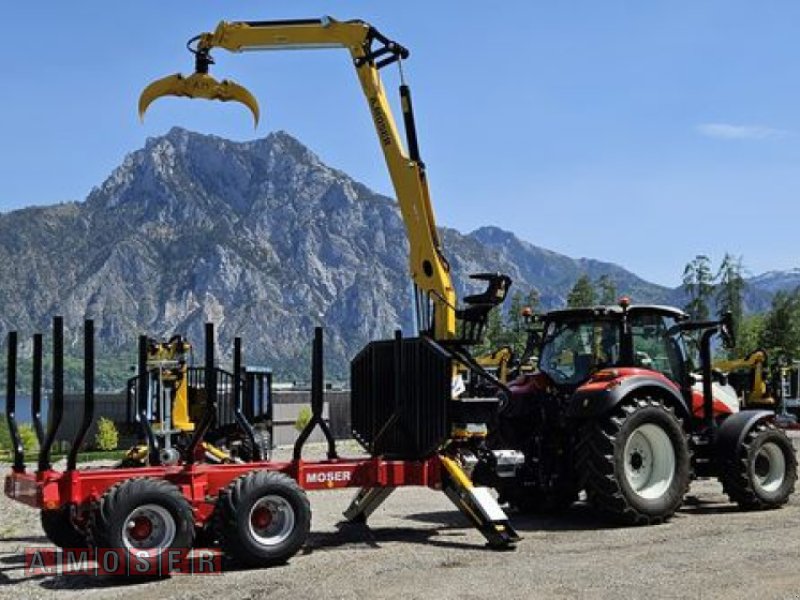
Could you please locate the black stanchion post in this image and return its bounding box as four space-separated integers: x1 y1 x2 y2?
39 317 64 472
6 332 24 473
67 320 95 471
31 333 44 446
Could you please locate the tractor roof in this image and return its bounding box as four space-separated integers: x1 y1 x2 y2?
543 304 688 322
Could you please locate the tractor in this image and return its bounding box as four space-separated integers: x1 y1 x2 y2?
485 299 797 523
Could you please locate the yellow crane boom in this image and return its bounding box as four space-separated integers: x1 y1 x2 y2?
139 17 491 341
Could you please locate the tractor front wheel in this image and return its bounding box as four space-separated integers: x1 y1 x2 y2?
720 421 797 509
578 398 691 525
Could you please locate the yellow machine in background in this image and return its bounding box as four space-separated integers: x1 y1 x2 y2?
475 346 514 382
122 334 252 465
146 335 194 432
474 307 541 383
713 349 775 408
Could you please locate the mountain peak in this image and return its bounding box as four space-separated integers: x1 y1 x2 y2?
470 225 517 245
87 127 335 213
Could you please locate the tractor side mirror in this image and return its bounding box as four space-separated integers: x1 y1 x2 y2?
463 273 513 307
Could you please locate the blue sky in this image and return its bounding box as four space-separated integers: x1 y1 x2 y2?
1 2 798 287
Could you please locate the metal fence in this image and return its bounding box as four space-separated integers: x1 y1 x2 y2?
50 388 353 449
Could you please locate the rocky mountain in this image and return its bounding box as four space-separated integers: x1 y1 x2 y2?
748 269 800 295
0 128 792 381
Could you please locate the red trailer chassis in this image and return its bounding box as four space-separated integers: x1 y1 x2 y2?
5 456 443 520
3 318 518 572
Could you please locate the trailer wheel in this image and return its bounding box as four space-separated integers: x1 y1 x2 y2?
91 478 195 566
720 421 797 509
240 429 272 462
214 471 310 567
577 397 691 525
41 505 88 548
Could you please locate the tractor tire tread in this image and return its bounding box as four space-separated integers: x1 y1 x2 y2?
578 397 691 526
719 421 797 510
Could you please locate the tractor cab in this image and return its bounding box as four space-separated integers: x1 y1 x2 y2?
537 304 689 391
535 302 740 419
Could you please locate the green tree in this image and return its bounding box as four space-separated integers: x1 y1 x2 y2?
760 289 800 360
736 314 766 358
503 289 542 357
596 275 618 305
294 406 312 432
0 417 36 456
682 255 715 320
715 253 746 355
0 415 10 454
567 274 596 308
477 306 506 355
524 289 541 314
505 291 526 336
94 417 119 451
18 424 38 456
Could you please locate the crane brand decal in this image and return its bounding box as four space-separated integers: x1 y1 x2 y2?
306 470 352 485
370 98 392 146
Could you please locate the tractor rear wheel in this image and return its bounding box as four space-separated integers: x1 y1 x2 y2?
213 471 310 568
578 398 691 525
90 478 195 573
41 505 88 548
719 421 797 509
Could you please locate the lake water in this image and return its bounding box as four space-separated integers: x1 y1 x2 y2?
0 395 44 424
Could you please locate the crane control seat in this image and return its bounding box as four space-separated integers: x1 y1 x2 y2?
454 273 512 346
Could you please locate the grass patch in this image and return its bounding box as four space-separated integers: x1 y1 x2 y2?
52 450 127 462
0 449 126 465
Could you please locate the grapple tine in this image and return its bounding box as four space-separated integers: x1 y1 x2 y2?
138 73 186 122
138 72 260 127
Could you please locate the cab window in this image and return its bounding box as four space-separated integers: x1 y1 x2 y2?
540 319 620 385
629 313 683 381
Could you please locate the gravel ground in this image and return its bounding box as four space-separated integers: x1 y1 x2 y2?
1 440 800 600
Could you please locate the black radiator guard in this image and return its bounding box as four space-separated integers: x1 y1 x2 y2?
350 336 451 459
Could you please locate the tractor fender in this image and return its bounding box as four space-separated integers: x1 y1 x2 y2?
714 409 774 461
565 375 691 422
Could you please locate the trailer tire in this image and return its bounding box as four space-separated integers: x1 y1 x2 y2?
90 478 195 573
214 471 310 568
720 421 797 509
41 506 88 548
577 397 691 525
240 429 272 462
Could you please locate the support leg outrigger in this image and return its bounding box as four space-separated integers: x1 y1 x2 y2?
342 455 519 548
343 487 396 523
439 456 519 548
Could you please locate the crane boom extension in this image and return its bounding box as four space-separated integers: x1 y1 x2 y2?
139 17 475 340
